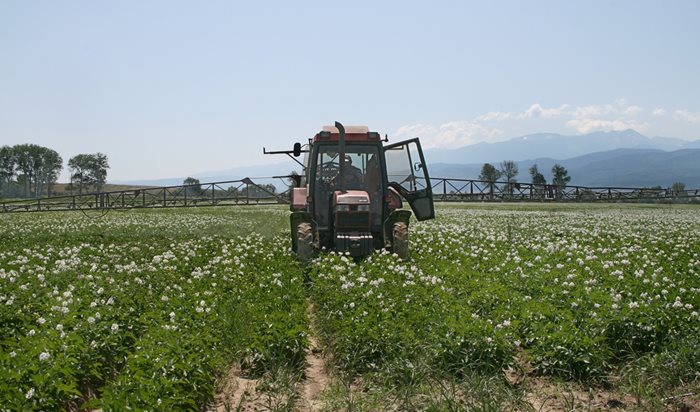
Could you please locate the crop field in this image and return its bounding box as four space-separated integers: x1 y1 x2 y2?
1 204 699 411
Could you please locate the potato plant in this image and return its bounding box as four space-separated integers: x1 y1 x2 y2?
1 203 698 410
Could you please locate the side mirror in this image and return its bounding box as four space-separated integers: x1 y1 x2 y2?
293 142 302 157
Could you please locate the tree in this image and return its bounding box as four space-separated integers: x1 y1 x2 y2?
68 154 93 194
479 163 502 198
0 144 64 199
92 153 109 193
183 177 203 196
551 164 571 198
0 146 15 198
13 144 38 197
671 181 686 197
34 147 62 197
529 164 546 185
529 164 547 199
500 160 519 196
68 153 110 194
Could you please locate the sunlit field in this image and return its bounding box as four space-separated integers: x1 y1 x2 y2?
1 203 698 411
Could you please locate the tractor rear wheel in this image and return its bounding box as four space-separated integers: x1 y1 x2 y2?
296 222 314 263
392 221 409 260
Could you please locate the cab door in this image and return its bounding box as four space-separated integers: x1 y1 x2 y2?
383 138 435 221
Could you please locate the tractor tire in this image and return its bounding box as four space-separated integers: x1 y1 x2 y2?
296 222 314 263
392 221 409 260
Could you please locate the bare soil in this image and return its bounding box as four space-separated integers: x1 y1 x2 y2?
296 334 329 411
209 364 264 412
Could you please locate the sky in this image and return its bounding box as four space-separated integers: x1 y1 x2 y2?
1 1 699 182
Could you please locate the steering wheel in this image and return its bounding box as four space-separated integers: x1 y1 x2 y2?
319 161 340 185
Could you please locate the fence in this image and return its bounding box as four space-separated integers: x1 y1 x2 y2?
2 177 698 213
1 178 289 213
429 178 700 202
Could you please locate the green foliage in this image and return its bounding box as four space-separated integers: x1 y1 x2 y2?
529 163 546 185
1 203 698 409
68 152 109 194
0 208 306 409
0 144 62 198
551 163 571 187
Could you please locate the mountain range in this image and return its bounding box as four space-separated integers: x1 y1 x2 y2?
115 130 700 189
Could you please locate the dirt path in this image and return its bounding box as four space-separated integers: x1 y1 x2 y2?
209 365 262 412
210 301 330 411
297 302 330 411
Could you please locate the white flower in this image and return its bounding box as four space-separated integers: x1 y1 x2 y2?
25 388 35 399
88 317 95 324
628 301 639 309
9 351 16 358
28 329 36 337
37 317 46 325
39 351 50 361
111 323 119 333
55 324 63 332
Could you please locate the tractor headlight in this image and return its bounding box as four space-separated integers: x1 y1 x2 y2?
336 205 350 211
357 204 370 211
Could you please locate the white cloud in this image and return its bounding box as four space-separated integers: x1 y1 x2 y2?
474 111 513 122
433 121 503 147
395 121 502 149
624 105 644 116
474 103 569 122
518 103 570 119
394 100 696 149
394 123 437 138
565 118 649 134
673 109 700 124
566 99 648 134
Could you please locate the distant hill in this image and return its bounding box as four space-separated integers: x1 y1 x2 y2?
425 129 698 165
429 148 700 188
112 130 700 190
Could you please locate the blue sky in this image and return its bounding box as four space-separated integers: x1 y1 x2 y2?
1 1 699 181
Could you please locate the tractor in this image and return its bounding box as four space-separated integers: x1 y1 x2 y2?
265 121 434 261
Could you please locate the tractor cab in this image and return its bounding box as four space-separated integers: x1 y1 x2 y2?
267 121 434 261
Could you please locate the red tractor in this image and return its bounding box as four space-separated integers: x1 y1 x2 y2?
266 121 434 261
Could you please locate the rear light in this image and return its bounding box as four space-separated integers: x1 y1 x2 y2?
357 204 370 211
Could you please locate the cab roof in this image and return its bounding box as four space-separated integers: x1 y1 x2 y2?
313 125 381 142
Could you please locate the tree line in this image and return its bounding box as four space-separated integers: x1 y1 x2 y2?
0 144 109 199
477 161 689 199
478 161 571 198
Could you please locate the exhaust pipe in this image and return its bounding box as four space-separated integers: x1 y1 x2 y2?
335 121 346 192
